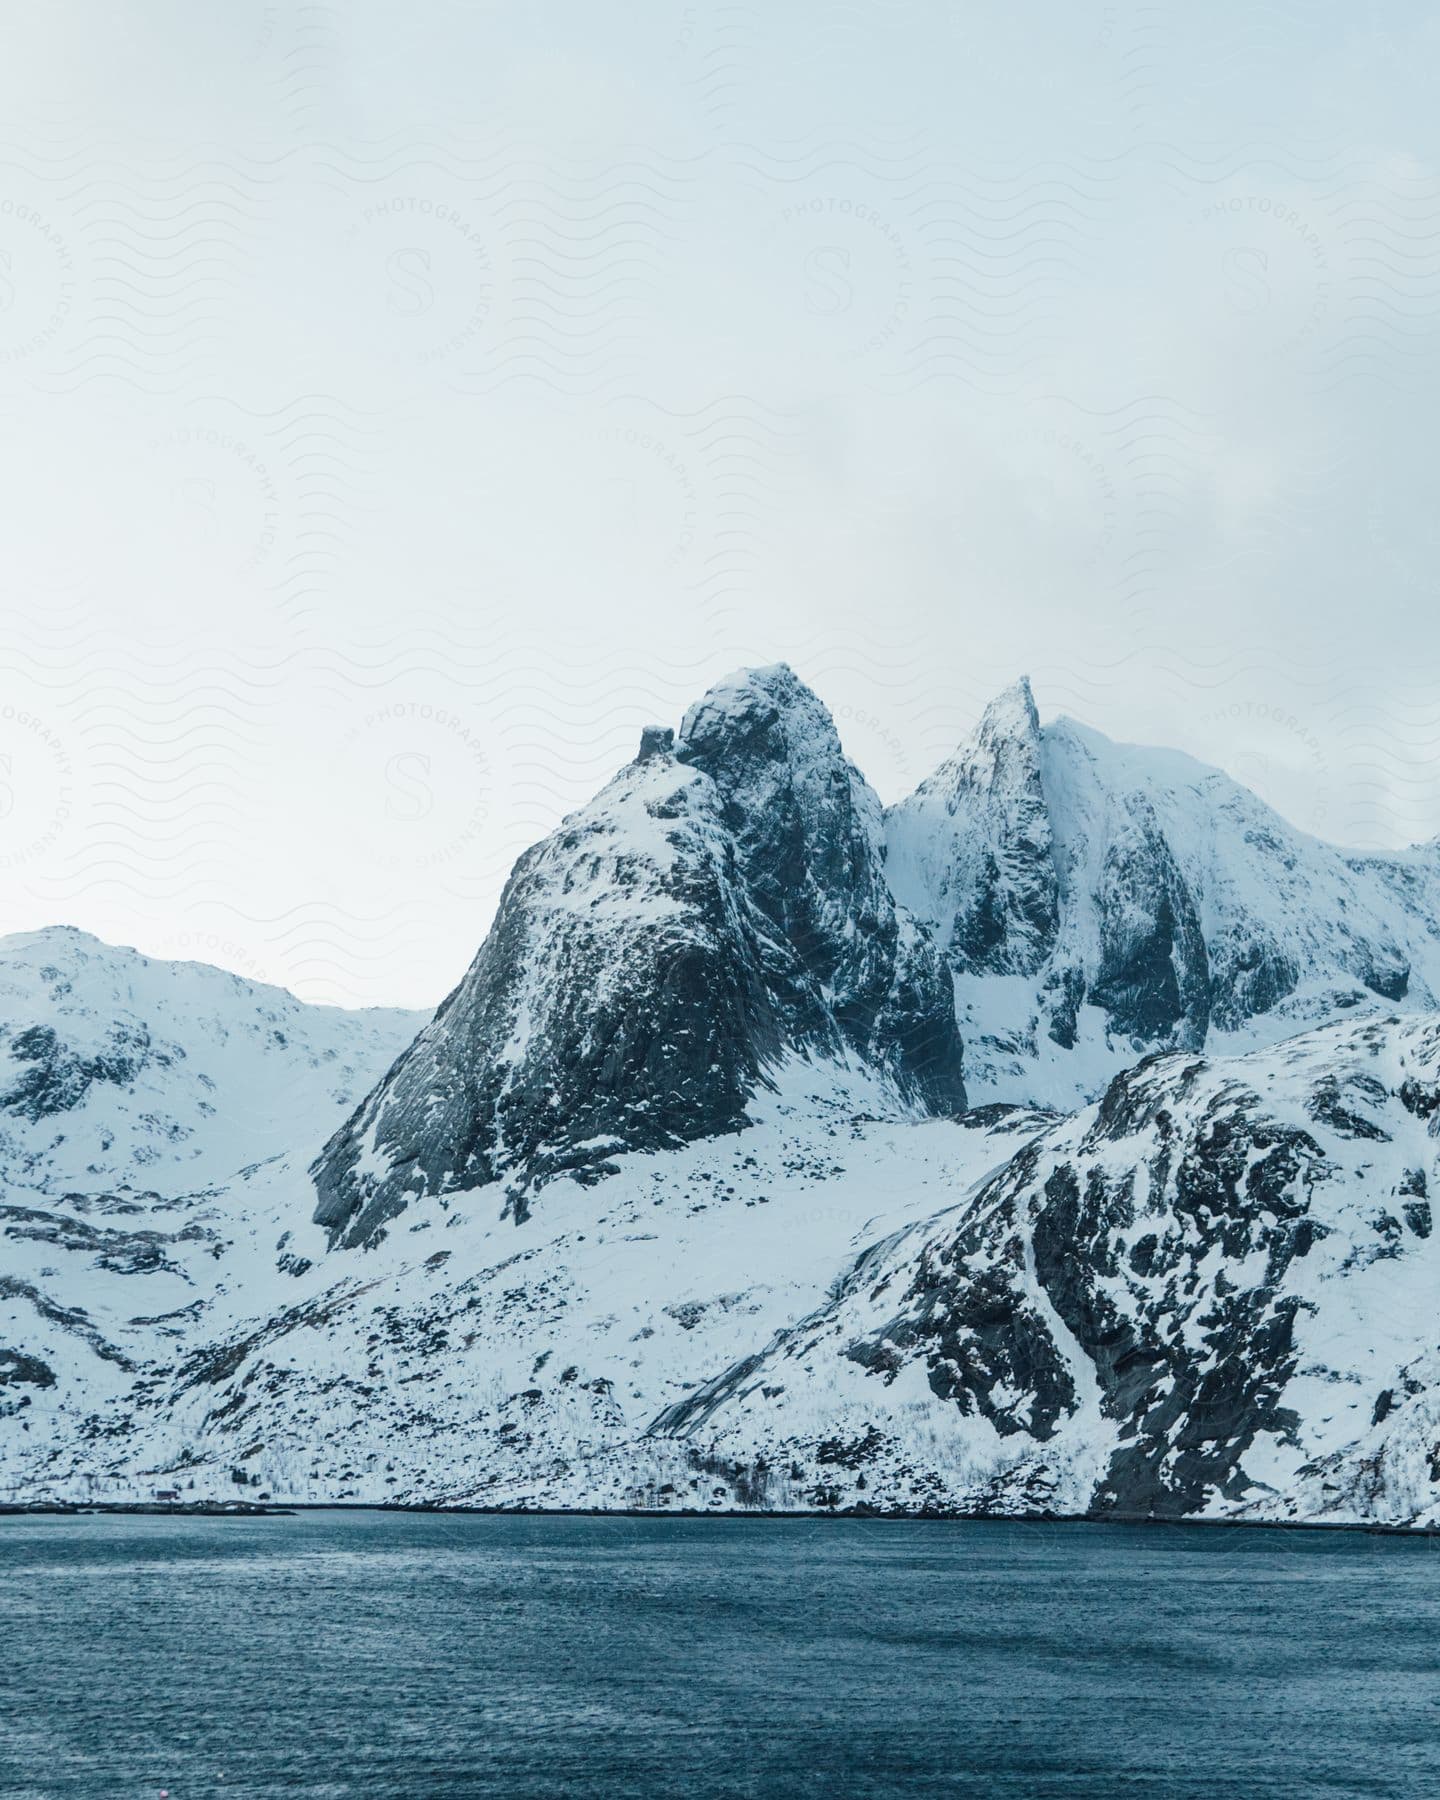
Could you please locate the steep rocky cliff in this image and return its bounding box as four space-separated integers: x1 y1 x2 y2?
311 666 966 1249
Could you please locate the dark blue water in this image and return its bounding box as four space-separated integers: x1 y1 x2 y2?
1 1512 1436 1799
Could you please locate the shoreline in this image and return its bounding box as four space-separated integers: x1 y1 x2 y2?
2 1499 1435 1536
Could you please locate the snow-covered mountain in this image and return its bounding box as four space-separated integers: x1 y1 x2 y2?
6 663 1440 1528
312 665 964 1250
0 926 425 1197
654 1013 1440 1526
0 927 425 1472
888 677 1440 1109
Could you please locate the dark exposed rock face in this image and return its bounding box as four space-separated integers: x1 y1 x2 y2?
1087 804 1210 1048
1206 927 1299 1031
0 1348 55 1389
886 678 1058 980
1361 956 1411 1002
313 666 965 1248
654 1014 1440 1523
1044 1077 1328 1516
834 1065 1330 1515
312 754 777 1247
676 665 964 1110
636 725 674 763
2 1022 155 1121
845 1147 1081 1444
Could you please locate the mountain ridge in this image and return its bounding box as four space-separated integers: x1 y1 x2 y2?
4 662 1440 1528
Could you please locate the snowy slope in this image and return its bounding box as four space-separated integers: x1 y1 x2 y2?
652 1013 1440 1527
4 1067 1045 1507
19 1010 1440 1528
0 927 425 1483
0 927 425 1195
889 679 1440 1109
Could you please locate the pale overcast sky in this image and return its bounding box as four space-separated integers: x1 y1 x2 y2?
3 4 1440 1005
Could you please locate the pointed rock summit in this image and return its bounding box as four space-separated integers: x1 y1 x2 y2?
312 664 965 1248
676 664 961 1097
886 676 1058 979
888 680 1429 1098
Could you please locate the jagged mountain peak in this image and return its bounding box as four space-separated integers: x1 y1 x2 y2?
677 660 864 794
678 659 891 971
965 680 1047 822
676 662 863 817
310 662 966 1249
886 677 1058 984
679 659 808 718
886 683 1440 1105
675 660 966 1115
982 672 1040 733
904 676 1043 811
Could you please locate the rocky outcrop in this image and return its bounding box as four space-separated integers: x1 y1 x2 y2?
312 666 966 1249
2 1021 159 1123
676 665 963 1110
1086 799 1210 1048
312 753 775 1247
652 1013 1440 1524
0 1347 55 1389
